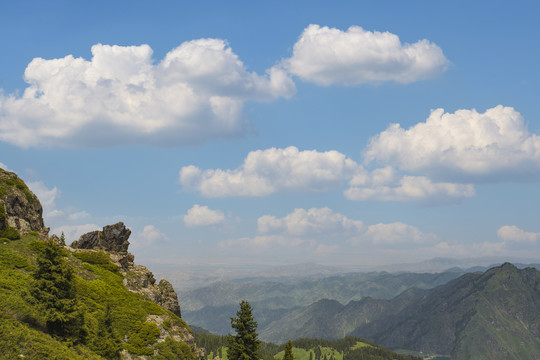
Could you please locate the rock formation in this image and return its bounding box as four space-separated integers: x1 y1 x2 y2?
71 222 131 252
0 169 48 236
71 222 182 317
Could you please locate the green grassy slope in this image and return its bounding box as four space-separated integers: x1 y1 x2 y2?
0 234 197 359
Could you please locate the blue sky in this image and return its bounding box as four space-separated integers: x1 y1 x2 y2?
1 0 540 270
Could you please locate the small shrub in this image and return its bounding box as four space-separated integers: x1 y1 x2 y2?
0 227 20 240
155 337 196 360
73 251 119 273
125 321 161 355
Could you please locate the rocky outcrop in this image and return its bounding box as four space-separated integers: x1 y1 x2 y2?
123 263 182 317
72 223 183 318
71 222 131 252
0 169 48 236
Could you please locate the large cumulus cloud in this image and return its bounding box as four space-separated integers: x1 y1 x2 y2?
0 40 295 148
283 24 449 86
365 106 540 181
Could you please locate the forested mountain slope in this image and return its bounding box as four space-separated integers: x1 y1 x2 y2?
353 263 540 360
182 271 462 335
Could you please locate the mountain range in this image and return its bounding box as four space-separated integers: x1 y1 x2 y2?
183 263 540 359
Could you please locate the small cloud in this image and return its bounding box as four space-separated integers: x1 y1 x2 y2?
0 162 9 171
184 204 226 227
345 175 475 205
180 146 360 197
283 24 448 86
362 222 437 245
26 181 60 213
220 234 305 251
497 225 540 243
258 207 363 236
132 225 170 249
68 211 91 221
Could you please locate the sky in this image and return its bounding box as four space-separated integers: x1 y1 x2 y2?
1 0 540 272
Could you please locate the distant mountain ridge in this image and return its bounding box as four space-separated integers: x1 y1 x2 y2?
353 263 540 359
181 271 464 335
256 263 540 359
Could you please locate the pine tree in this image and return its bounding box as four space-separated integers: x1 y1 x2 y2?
31 240 87 343
283 340 294 360
227 300 261 360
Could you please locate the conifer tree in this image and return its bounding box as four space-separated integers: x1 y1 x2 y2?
227 300 261 360
31 240 86 343
283 340 294 360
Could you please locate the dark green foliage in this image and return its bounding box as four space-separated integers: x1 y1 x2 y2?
31 240 87 344
0 225 21 240
155 337 196 360
1 231 195 359
125 321 161 355
73 250 119 273
90 304 122 359
0 313 104 360
0 246 30 269
343 347 420 360
283 340 294 360
227 300 261 360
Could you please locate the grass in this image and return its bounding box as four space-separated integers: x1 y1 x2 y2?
0 234 195 359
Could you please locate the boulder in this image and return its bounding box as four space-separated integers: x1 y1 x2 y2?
71 222 131 252
0 169 48 236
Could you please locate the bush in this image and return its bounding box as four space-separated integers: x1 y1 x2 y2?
73 251 119 273
0 227 21 240
125 321 161 355
155 337 196 360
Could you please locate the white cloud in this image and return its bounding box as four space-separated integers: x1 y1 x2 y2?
497 225 540 243
258 207 363 236
180 146 359 197
365 106 540 181
362 222 436 244
27 181 60 214
257 207 435 246
51 223 101 244
0 41 295 148
0 162 9 171
132 225 170 250
220 234 305 250
283 24 448 86
345 175 475 204
184 204 226 227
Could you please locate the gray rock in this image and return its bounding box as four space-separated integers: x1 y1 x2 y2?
71 222 131 252
0 169 48 236
157 279 182 317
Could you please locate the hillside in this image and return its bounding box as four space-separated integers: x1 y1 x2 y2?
181 271 462 335
261 287 426 344
352 263 540 359
0 169 202 359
